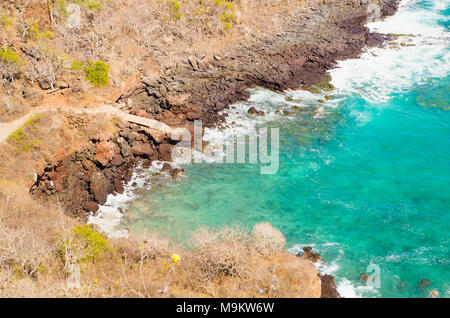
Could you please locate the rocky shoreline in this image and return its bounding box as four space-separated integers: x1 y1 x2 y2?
30 0 399 298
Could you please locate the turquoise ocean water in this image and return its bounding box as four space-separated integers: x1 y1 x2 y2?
92 0 449 297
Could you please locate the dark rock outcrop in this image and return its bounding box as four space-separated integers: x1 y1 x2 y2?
301 246 322 263
117 1 399 129
320 274 341 298
30 121 175 218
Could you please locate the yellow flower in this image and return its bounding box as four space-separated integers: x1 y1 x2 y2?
171 253 181 264
116 280 120 284
93 279 98 284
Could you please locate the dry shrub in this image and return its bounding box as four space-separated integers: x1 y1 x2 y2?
0 180 77 296
111 232 171 263
25 47 65 90
170 224 320 297
251 222 286 255
181 223 287 290
187 226 253 283
0 93 28 121
69 233 173 298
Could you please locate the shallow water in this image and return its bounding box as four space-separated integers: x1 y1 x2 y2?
93 0 450 298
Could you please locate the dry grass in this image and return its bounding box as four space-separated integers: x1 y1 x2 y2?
0 180 77 297
63 223 320 298
0 93 28 122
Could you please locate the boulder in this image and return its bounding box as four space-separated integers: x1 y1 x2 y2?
131 141 155 158
188 56 199 71
120 143 131 158
113 178 124 194
159 143 172 161
301 246 321 263
418 278 430 288
319 275 340 298
171 168 182 180
47 165 67 192
94 141 119 167
161 162 172 172
90 171 112 205
167 93 191 108
140 127 167 143
135 109 149 118
110 154 125 167
38 78 51 90
83 201 99 213
247 107 265 116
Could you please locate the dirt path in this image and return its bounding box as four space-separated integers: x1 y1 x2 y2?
0 105 173 144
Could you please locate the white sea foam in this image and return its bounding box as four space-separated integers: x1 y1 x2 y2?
288 243 342 275
330 0 449 104
205 0 450 146
337 278 380 298
203 87 338 154
88 161 172 238
290 243 382 298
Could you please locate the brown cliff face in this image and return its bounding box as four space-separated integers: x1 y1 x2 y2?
30 121 181 219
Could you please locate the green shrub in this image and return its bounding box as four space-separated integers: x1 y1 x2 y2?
84 60 109 86
55 0 67 12
71 60 84 71
213 0 236 30
7 114 42 152
24 19 54 40
167 0 183 20
74 0 103 10
86 1 103 10
1 15 13 29
0 47 24 65
59 224 108 264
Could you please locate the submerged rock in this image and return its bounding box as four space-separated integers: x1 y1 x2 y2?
301 246 321 263
247 107 265 116
161 162 172 173
417 278 431 288
359 273 369 283
171 168 183 180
